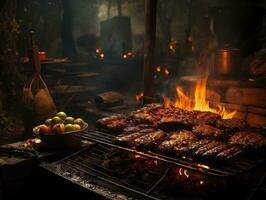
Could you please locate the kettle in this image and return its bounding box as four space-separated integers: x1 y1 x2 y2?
214 48 241 76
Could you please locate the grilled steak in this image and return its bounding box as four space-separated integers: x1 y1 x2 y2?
158 130 197 153
193 141 224 156
133 130 167 150
105 118 128 132
96 115 125 129
189 111 221 125
228 131 266 149
192 124 224 139
158 115 191 131
130 113 157 125
217 145 244 159
201 143 232 157
114 132 145 146
216 118 246 132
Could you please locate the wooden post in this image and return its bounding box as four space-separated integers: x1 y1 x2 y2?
117 0 122 16
143 0 157 103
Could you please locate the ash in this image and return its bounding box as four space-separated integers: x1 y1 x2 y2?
41 162 138 200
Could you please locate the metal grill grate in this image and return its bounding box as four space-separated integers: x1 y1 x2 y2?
74 129 266 177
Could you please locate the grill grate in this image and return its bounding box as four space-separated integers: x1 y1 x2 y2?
74 129 266 177
41 144 167 200
41 129 266 200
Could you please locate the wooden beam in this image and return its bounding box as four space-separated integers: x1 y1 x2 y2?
143 0 157 103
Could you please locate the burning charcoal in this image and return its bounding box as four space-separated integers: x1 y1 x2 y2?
133 130 167 150
228 131 266 149
215 118 246 132
192 124 225 140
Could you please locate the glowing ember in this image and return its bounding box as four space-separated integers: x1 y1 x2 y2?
156 65 161 73
200 180 204 185
135 91 144 102
196 163 210 169
164 77 236 119
164 68 170 76
129 154 145 159
184 169 189 178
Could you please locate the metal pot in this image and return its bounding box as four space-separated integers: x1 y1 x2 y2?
214 48 241 76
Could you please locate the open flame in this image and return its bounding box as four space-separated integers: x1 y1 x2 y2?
164 78 236 119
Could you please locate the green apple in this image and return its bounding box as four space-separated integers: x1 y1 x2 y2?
56 111 67 120
64 124 76 132
45 118 52 126
74 118 84 126
51 116 62 125
73 124 81 131
64 116 74 124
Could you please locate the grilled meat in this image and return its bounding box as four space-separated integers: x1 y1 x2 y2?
201 143 232 157
158 131 197 153
192 124 224 139
122 125 153 134
105 118 128 132
96 115 125 128
193 141 224 156
228 131 266 149
189 111 221 125
114 128 158 146
157 114 191 132
216 145 244 159
114 132 146 147
216 118 246 132
130 113 157 125
133 130 167 150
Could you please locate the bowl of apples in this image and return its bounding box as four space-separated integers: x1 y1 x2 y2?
33 111 88 149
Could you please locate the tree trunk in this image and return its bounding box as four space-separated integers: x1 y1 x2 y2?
61 0 77 60
143 0 157 103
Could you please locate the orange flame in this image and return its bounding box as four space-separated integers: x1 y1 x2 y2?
164 78 236 119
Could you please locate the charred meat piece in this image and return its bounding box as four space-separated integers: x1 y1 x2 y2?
228 131 266 149
114 128 157 146
122 125 154 134
217 145 244 159
130 113 157 125
105 118 128 132
157 115 191 132
193 141 224 156
134 130 167 150
96 115 125 128
114 132 146 147
192 124 224 139
201 143 232 157
189 111 221 125
187 139 213 151
158 131 197 153
216 118 246 132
